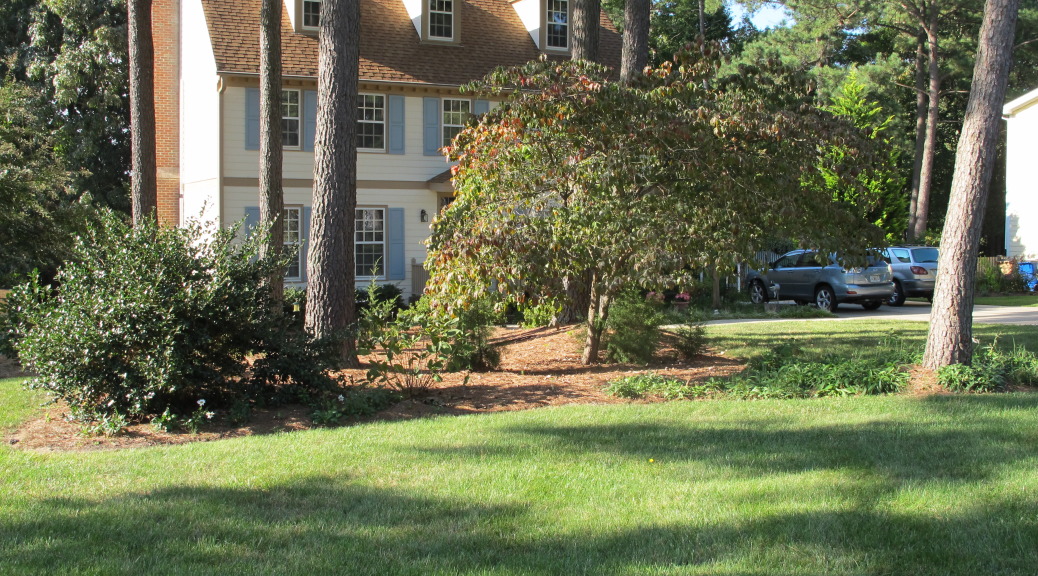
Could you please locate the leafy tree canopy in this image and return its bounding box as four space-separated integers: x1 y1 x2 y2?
426 52 886 363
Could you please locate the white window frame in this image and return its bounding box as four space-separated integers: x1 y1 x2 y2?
545 0 569 50
282 89 302 150
355 207 386 279
442 98 471 147
283 206 304 281
427 0 454 40
302 0 321 29
357 93 386 152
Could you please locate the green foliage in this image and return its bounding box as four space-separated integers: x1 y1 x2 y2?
427 53 885 363
309 386 400 427
937 339 1038 392
78 411 129 437
604 372 716 400
670 323 708 361
358 290 464 397
8 210 336 424
447 296 503 372
604 293 667 364
975 260 1029 295
519 298 561 328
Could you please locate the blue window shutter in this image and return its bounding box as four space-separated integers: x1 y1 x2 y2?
387 208 405 280
303 90 318 152
243 206 261 239
245 88 260 150
423 97 440 156
388 94 405 155
474 99 489 116
301 206 312 282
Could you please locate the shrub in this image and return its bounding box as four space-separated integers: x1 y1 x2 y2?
309 385 400 426
519 298 561 328
448 296 503 372
605 373 716 400
10 210 335 425
604 292 667 364
937 363 998 392
670 323 707 361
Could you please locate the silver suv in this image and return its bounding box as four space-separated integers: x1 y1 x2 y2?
881 246 939 306
746 250 895 312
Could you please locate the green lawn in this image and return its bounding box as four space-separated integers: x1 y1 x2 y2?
706 319 1038 361
3 371 1038 575
975 294 1038 307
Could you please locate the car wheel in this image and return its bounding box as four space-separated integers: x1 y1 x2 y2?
749 280 768 304
888 281 905 307
861 301 882 311
815 285 838 313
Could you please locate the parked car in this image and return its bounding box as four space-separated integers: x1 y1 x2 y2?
881 246 939 306
1019 261 1038 292
746 249 895 312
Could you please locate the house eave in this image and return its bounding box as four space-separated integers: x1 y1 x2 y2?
1003 86 1038 117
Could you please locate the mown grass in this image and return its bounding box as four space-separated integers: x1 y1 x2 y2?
2 373 1038 575
975 294 1038 307
706 319 1038 363
0 377 38 434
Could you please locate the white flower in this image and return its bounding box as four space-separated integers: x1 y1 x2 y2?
337 395 345 403
197 399 206 407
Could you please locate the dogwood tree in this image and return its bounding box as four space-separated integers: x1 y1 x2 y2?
426 52 887 364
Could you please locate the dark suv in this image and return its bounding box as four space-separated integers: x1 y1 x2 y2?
881 246 939 306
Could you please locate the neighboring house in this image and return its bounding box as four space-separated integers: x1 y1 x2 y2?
1003 86 1038 259
153 0 621 297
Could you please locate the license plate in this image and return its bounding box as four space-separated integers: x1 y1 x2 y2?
868 274 882 283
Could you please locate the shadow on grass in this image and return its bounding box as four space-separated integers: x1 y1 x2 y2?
3 397 1038 575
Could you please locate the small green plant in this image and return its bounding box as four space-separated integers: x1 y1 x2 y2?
670 323 707 361
79 411 130 437
151 408 178 433
604 292 667 364
183 400 216 434
310 386 401 426
937 364 997 392
519 298 561 328
448 296 503 372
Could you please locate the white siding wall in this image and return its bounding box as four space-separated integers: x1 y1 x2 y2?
179 0 221 226
1005 102 1038 258
222 87 456 181
223 185 438 296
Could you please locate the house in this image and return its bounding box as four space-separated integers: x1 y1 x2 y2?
1003 86 1038 259
152 0 622 297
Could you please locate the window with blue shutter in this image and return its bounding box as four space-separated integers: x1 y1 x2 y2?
245 88 260 150
423 97 440 156
388 94 405 154
387 208 405 280
303 90 318 151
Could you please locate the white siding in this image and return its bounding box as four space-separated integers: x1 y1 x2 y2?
402 0 422 36
512 0 541 48
1005 99 1038 258
180 0 221 226
222 87 456 182
223 185 438 297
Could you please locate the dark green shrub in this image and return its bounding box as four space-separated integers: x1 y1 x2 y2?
356 283 404 313
448 296 502 371
604 292 667 364
670 323 707 361
937 364 999 392
10 210 335 424
309 386 400 426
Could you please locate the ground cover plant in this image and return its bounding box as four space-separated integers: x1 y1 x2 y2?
2 376 1038 575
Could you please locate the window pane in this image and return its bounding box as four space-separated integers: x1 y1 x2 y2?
547 0 568 48
303 0 321 27
357 94 385 150
283 208 302 279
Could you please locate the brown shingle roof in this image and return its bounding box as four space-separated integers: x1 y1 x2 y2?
201 0 622 85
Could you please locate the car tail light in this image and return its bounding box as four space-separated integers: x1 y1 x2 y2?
910 266 928 275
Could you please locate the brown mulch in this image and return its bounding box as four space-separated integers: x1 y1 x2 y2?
6 326 744 453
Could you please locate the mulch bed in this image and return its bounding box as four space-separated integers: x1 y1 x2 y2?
6 326 744 452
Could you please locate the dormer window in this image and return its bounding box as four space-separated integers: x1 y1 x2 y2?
428 0 453 40
546 0 568 49
302 0 321 28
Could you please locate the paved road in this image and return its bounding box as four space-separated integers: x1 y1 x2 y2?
705 300 1038 326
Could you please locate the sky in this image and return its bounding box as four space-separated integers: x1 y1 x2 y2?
727 2 793 30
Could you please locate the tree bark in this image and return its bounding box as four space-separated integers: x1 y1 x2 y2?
128 0 156 226
260 0 285 314
909 14 941 241
907 33 928 240
571 0 601 62
620 0 650 84
923 0 1019 369
580 273 610 364
305 0 360 367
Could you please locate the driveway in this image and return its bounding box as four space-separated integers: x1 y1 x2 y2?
706 300 1038 326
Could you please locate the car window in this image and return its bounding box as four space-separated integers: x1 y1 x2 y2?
797 251 824 267
912 247 939 263
880 249 891 264
773 254 799 268
891 248 911 261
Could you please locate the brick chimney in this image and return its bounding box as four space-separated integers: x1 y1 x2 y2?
153 0 180 226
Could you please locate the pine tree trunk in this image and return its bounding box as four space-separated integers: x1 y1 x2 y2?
620 0 649 84
571 0 600 62
128 0 157 226
907 33 928 240
260 0 285 314
305 0 360 367
923 0 1020 369
910 19 941 241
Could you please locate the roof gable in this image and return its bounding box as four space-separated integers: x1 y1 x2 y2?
201 0 622 85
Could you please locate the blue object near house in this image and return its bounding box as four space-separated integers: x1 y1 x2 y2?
1019 262 1038 292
